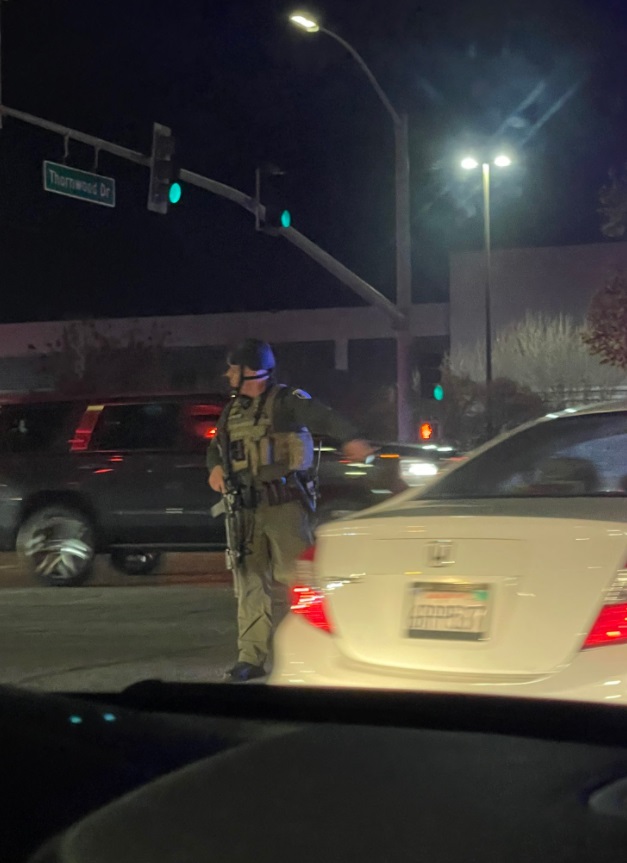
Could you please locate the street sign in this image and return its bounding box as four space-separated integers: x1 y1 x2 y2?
43 161 116 208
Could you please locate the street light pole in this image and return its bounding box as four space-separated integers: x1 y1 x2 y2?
482 162 493 436
290 14 414 441
394 113 413 442
461 153 511 439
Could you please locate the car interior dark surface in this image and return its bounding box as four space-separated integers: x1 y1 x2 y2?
0 682 623 862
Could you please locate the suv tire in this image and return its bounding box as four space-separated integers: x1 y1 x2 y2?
16 505 96 587
110 550 163 576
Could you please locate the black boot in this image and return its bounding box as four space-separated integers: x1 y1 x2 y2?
225 661 266 682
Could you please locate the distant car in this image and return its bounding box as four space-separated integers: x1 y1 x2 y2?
0 393 458 586
314 438 461 522
271 402 627 705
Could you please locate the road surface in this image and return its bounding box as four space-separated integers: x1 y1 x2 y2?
0 551 269 692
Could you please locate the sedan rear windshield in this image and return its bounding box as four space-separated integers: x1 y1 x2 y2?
418 412 627 500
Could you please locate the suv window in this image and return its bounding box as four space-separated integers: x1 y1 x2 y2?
89 403 180 451
420 412 627 499
0 403 75 453
181 403 223 451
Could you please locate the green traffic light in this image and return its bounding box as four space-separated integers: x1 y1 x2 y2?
169 182 182 205
433 384 444 401
280 209 291 228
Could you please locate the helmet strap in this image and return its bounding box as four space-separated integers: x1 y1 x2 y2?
229 367 273 399
241 370 271 381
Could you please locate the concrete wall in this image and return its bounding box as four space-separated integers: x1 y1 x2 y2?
0 340 408 439
0 303 448 360
450 241 627 356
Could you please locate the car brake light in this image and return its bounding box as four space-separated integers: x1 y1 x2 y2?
289 545 333 633
69 406 103 452
583 569 627 649
290 585 332 632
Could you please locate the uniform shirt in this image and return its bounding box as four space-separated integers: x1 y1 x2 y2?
206 386 359 473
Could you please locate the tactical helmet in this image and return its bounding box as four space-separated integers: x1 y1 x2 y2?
227 338 276 371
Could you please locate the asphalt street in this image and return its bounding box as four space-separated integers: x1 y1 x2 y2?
0 552 257 692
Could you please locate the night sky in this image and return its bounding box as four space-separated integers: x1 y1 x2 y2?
0 0 626 322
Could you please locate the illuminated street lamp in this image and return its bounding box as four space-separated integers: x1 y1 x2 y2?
289 13 320 32
290 11 413 442
461 153 513 436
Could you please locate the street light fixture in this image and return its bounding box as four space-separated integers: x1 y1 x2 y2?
289 13 320 32
289 11 413 442
460 153 513 437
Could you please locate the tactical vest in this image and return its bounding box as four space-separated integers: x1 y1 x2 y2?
224 385 314 483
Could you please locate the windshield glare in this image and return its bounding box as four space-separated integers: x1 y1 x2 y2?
417 413 627 500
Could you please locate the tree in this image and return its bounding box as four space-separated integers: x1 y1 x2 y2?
582 273 627 370
39 320 173 396
437 367 547 451
598 165 627 239
449 312 625 409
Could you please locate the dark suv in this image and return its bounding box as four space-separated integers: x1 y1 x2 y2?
0 393 458 585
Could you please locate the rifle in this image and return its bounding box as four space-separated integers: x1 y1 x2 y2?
211 478 248 571
212 399 249 572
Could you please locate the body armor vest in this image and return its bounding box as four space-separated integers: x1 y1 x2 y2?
225 385 314 483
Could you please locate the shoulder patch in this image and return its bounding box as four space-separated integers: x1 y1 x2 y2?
292 388 311 399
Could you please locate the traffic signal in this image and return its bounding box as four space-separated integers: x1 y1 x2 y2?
418 354 444 400
418 421 440 442
147 123 182 214
255 165 292 234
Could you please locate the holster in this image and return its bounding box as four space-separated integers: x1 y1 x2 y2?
257 473 317 511
257 477 301 507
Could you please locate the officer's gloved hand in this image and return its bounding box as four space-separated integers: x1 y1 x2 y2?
342 439 376 463
209 465 227 493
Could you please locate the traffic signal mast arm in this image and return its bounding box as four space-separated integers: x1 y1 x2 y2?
0 103 404 326
182 163 403 321
0 103 149 167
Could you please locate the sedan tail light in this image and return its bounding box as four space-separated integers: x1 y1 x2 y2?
583 569 627 649
289 545 333 633
290 585 333 632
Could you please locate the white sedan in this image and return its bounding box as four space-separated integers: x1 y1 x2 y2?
270 402 627 705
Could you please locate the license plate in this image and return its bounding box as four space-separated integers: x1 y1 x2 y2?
406 583 491 641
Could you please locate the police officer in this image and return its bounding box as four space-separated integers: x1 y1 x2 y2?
207 338 373 682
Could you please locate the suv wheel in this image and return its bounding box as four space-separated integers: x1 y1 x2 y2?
110 550 163 576
16 506 95 587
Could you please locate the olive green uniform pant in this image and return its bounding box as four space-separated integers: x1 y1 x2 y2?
234 500 313 666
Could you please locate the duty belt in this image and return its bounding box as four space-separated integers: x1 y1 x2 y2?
256 477 301 507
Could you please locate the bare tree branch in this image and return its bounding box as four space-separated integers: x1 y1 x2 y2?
450 312 625 408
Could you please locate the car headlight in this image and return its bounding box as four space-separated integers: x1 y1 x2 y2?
399 459 439 486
